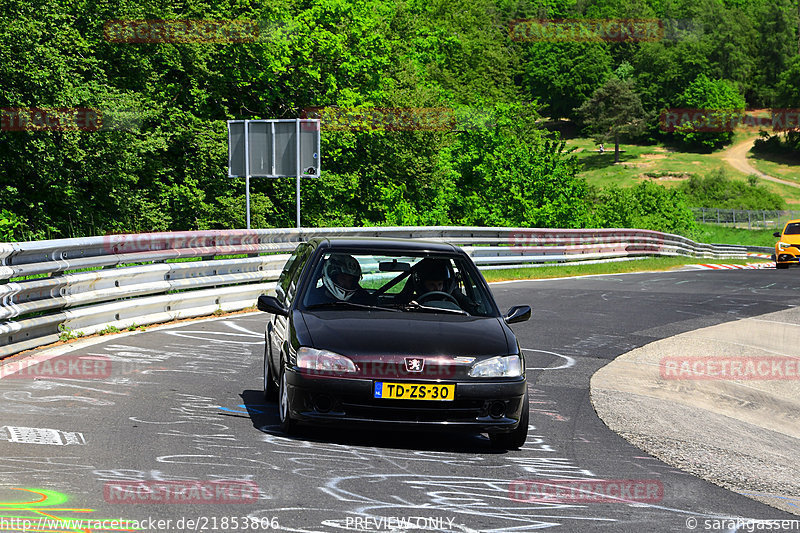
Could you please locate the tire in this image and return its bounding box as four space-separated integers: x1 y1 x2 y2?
777 263 789 269
490 388 529 450
263 337 278 402
278 364 297 435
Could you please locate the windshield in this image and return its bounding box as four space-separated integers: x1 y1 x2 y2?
784 223 800 235
301 251 498 317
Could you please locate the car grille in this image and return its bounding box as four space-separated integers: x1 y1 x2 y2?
340 398 486 422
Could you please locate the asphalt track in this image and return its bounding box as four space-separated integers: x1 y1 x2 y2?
1 268 799 533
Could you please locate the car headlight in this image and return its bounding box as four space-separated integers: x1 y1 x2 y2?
469 355 522 378
779 242 793 251
297 347 356 373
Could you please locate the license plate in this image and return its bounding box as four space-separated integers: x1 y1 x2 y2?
373 382 455 401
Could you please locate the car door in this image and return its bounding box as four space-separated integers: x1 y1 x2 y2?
269 243 312 372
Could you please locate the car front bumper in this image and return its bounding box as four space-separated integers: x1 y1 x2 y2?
776 252 800 265
285 367 527 433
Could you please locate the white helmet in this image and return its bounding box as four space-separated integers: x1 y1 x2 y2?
322 254 362 301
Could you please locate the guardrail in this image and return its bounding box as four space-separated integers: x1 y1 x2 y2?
0 226 760 359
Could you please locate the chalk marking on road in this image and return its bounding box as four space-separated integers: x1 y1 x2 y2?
162 330 262 345
521 349 576 370
221 320 263 336
0 426 85 445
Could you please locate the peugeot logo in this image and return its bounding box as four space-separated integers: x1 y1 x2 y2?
405 358 424 372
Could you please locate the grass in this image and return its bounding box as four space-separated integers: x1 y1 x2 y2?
694 223 777 247
481 256 767 282
747 151 800 185
567 138 713 189
565 132 800 205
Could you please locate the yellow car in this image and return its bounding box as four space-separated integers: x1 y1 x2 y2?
773 220 800 269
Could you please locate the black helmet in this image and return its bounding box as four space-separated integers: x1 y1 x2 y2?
412 258 453 293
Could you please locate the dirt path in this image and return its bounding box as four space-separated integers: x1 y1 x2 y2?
721 137 800 189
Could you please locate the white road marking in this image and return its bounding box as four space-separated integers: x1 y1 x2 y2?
521 349 576 370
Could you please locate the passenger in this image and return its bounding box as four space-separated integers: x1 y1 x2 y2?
306 253 371 306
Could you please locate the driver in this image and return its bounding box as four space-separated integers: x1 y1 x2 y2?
413 258 454 295
410 258 474 311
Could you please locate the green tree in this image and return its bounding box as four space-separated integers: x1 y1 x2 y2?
593 180 698 236
680 168 786 210
522 42 612 121
575 77 646 163
672 74 746 151
443 104 593 228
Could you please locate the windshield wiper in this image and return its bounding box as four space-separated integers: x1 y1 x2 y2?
401 301 468 315
306 301 401 312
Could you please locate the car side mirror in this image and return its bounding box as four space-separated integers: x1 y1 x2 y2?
257 295 289 317
504 305 531 324
774 232 782 238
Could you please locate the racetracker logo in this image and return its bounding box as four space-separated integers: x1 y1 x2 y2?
659 108 800 132
1 108 103 131
509 18 664 42
104 481 259 504
101 230 266 255
660 356 800 380
508 479 664 503
103 19 258 43
303 358 457 380
506 229 665 254
301 107 495 132
0 355 111 380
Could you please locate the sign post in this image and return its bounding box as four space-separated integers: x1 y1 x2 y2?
227 118 321 229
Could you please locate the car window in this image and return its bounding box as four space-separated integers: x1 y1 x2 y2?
277 243 311 304
453 258 495 316
284 244 312 305
784 223 800 235
301 251 497 317
276 245 302 302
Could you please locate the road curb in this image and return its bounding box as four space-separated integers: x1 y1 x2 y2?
590 307 800 515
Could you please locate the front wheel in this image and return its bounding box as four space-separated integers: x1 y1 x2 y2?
490 388 529 450
777 263 790 269
278 365 297 435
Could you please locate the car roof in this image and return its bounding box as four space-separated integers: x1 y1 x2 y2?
308 236 460 254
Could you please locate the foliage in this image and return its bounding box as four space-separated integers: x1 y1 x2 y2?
444 105 593 228
592 180 698 236
775 56 800 108
98 325 121 335
753 131 800 156
575 77 647 162
1 0 799 238
680 168 786 210
57 324 83 342
0 209 24 242
522 42 612 121
671 74 746 150
694 223 778 248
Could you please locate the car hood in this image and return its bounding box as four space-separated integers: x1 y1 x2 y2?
780 234 800 246
300 310 512 358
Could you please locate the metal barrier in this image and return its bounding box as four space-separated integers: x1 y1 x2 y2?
0 226 762 359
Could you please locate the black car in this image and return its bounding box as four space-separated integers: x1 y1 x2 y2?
257 237 532 449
